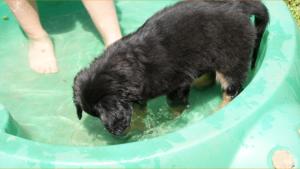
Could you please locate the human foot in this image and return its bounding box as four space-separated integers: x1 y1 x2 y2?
28 36 58 74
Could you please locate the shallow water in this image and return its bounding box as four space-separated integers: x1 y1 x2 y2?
0 0 222 146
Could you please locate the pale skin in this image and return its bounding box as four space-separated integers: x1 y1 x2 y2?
5 0 122 74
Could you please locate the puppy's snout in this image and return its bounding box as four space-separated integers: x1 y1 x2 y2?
113 120 129 136
114 127 130 136
106 119 130 136
111 125 130 136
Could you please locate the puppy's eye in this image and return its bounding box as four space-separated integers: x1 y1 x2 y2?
90 109 99 116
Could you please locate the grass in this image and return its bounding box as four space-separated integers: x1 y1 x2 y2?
284 0 300 26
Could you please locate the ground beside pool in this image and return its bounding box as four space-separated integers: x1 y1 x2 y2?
285 0 300 26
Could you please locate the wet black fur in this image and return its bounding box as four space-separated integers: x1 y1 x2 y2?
73 0 269 136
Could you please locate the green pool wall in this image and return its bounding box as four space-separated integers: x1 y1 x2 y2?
0 0 300 168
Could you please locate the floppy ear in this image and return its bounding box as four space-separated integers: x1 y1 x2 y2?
75 103 83 120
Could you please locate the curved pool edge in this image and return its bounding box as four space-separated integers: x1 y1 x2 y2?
0 104 9 132
0 0 300 168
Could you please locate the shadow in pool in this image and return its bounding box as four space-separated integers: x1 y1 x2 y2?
37 1 100 41
36 0 125 44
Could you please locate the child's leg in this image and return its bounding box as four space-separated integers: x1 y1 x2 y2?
82 0 122 47
5 0 58 74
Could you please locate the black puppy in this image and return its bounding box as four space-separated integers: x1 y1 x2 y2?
73 0 269 136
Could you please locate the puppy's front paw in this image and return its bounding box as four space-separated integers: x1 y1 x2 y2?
217 93 233 111
169 105 186 118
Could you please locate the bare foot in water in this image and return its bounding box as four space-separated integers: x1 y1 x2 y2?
28 36 58 74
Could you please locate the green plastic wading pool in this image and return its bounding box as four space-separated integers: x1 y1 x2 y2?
0 0 300 168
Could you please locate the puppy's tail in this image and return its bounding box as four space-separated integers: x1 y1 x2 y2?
238 0 269 69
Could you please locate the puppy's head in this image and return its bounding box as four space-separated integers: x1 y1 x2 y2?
94 97 133 136
73 67 133 136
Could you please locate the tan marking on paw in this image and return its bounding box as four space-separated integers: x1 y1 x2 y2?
216 71 229 90
170 105 186 118
219 93 232 109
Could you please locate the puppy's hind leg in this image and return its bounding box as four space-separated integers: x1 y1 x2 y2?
216 71 244 109
167 85 190 117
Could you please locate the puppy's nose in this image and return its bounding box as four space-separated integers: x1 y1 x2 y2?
112 126 130 136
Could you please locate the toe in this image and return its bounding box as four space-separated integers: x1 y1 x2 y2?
48 63 58 74
29 63 42 74
36 67 45 74
44 67 51 74
40 66 48 74
52 63 59 73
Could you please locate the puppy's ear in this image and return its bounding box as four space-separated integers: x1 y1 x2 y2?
75 103 83 120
